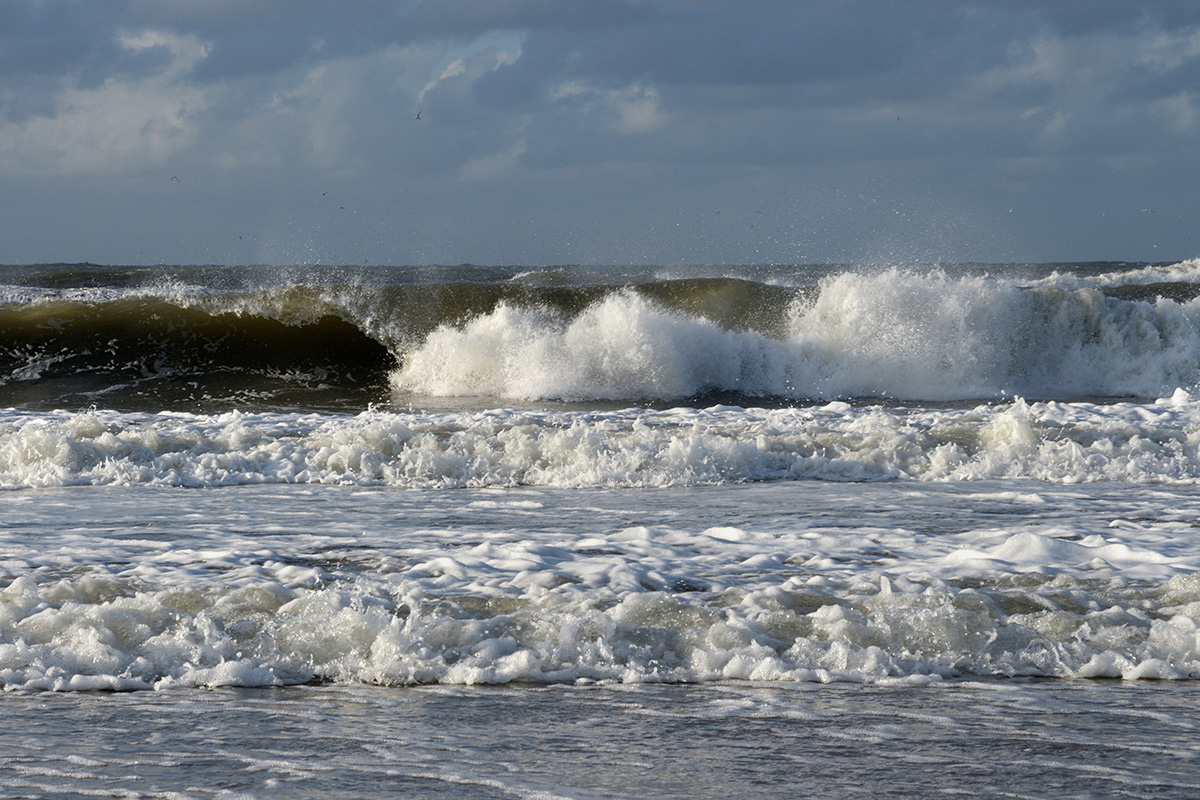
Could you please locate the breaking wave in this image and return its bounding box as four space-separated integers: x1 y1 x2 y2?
4 261 1200 410
394 268 1200 403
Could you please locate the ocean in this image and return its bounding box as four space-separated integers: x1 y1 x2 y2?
2 261 1200 798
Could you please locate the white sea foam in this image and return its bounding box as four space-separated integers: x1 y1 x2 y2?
3 480 1199 691
394 270 1200 402
3 396 1200 489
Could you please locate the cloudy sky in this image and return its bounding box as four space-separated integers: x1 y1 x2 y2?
1 0 1197 266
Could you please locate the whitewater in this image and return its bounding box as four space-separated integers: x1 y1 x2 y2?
3 261 1200 798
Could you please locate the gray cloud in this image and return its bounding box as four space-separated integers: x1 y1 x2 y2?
1 0 1197 265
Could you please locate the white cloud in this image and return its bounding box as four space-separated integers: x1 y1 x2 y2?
1136 27 1200 72
119 28 211 78
968 24 1200 148
550 81 588 101
980 25 1200 98
610 84 667 134
213 41 440 173
550 81 668 134
0 30 213 175
419 58 467 102
418 31 523 103
214 60 364 172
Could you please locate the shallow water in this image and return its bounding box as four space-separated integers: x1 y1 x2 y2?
4 681 1199 799
3 479 1200 689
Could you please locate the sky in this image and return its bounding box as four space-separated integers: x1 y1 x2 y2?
0 0 1197 267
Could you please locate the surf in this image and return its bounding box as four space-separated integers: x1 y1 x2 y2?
3 393 1199 490
393 267 1200 405
5 261 1200 411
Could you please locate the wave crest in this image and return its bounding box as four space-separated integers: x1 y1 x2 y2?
394 292 788 401
394 269 1200 403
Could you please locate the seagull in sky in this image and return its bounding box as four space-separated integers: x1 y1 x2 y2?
415 111 422 120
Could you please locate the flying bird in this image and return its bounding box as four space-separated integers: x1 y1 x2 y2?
415 111 422 120
169 176 180 182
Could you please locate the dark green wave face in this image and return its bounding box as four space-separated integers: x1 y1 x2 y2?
0 298 396 412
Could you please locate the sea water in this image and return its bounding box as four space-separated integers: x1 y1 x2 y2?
3 261 1200 797
5 682 1199 798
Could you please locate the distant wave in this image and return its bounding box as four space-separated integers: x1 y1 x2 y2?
1044 257 1200 289
1028 258 1200 304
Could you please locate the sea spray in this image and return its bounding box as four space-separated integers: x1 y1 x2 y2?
393 269 1200 402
